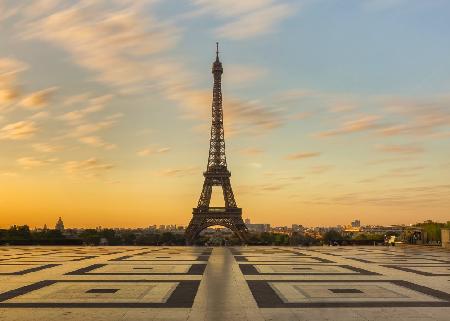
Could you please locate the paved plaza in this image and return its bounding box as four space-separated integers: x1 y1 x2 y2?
0 246 449 320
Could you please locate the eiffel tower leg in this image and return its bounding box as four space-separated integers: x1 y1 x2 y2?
185 216 206 245
229 217 250 243
221 177 237 208
197 179 212 208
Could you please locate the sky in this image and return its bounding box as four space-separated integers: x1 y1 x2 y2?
0 0 449 229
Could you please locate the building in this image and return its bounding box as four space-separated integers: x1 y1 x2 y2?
441 228 450 248
246 223 271 233
245 218 251 225
351 220 361 228
292 224 305 233
55 217 64 232
361 225 404 234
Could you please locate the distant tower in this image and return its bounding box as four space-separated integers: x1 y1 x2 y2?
351 219 361 228
55 217 64 232
185 43 249 245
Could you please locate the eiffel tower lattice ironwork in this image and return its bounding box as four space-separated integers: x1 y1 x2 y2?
185 43 249 245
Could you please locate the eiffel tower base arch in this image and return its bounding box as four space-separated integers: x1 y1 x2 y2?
185 208 249 245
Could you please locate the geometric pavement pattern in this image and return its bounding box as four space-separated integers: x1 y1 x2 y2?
0 245 449 320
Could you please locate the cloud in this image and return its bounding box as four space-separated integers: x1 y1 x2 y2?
70 113 123 137
192 0 276 17
273 89 317 103
366 157 410 165
63 92 91 107
78 136 116 150
390 166 425 173
0 57 27 83
20 87 58 109
0 88 20 107
309 165 333 174
82 94 112 113
0 120 38 140
237 182 291 194
225 98 284 135
216 3 293 39
64 158 114 176
239 148 264 156
260 183 287 191
377 144 424 154
60 110 85 122
154 166 199 177
172 89 284 136
17 157 45 169
192 0 295 40
59 94 114 123
1 172 19 177
329 102 358 113
137 147 171 156
378 97 450 138
0 1 21 21
32 143 60 153
304 184 450 207
30 111 51 120
316 115 382 137
288 112 312 121
248 162 263 168
0 57 27 109
17 156 57 169
22 1 179 93
359 166 426 183
285 151 320 160
135 128 153 136
11 2 283 136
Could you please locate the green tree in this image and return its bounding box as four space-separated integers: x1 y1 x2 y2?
7 225 31 240
79 229 101 245
322 229 343 244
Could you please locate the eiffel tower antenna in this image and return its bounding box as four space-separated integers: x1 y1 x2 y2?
185 44 249 245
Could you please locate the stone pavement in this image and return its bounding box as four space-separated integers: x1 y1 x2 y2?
0 246 449 320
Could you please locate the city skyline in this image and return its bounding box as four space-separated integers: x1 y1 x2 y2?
1 0 450 229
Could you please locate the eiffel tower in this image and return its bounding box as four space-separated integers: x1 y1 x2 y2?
185 43 249 245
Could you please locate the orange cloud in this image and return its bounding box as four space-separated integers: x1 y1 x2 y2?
64 158 114 177
0 57 27 109
239 148 264 156
377 144 424 154
285 152 320 160
23 2 179 93
137 147 171 156
154 166 199 177
0 120 38 140
309 165 333 174
17 156 57 169
32 143 60 153
20 87 58 109
316 115 382 137
78 136 116 150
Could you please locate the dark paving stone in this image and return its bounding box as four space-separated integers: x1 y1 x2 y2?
329 288 363 294
86 289 119 294
0 264 60 275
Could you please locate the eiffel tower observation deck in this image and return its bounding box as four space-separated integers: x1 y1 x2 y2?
185 43 249 245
